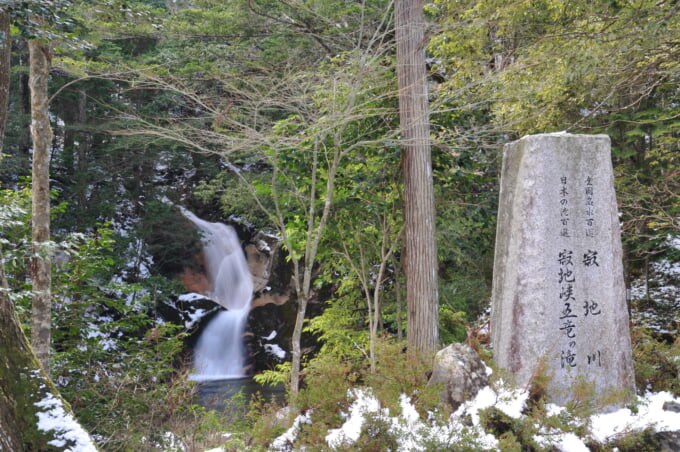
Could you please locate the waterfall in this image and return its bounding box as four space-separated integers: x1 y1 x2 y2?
181 208 253 381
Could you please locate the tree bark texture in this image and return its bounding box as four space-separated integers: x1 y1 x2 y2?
1 252 49 451
289 295 307 397
0 11 11 153
1 247 94 451
395 0 439 355
29 39 53 372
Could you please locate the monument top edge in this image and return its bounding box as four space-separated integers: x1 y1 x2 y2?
516 132 610 141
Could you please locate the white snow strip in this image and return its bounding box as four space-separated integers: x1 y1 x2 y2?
264 343 286 359
534 431 589 451
399 394 419 426
99 338 117 351
495 383 529 418
35 393 97 451
452 380 527 423
394 392 498 450
270 411 312 451
178 292 207 302
453 386 497 426
326 388 382 449
85 323 104 339
325 388 502 451
546 403 566 417
185 308 207 329
315 384 680 450
262 330 277 341
159 431 186 451
590 391 680 443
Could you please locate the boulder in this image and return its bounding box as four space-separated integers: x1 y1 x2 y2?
428 343 489 410
664 401 680 413
245 231 280 293
245 300 298 372
157 293 223 333
653 431 680 452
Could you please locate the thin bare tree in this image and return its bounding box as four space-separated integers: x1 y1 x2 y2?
0 11 10 154
28 37 53 372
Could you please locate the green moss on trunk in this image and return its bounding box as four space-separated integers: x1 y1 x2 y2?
0 282 93 450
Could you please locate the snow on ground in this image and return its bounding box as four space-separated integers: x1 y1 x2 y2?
325 388 384 448
453 380 528 424
534 431 589 452
266 382 680 451
270 411 312 451
323 387 500 451
159 431 186 451
34 392 97 451
590 391 680 443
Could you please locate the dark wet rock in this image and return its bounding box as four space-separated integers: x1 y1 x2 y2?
653 431 680 452
664 401 680 413
245 301 297 373
158 293 223 334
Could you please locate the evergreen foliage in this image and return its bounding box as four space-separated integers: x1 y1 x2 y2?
0 0 677 449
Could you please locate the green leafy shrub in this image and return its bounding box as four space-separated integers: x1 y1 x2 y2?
363 339 441 415
632 326 680 394
354 412 400 451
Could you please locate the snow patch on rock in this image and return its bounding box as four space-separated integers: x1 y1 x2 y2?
34 393 97 451
184 308 207 329
262 330 277 341
264 343 286 360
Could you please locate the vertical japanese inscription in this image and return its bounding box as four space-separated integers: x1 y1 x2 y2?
557 175 605 370
583 175 602 366
558 248 577 368
559 176 570 238
584 175 595 237
558 176 576 369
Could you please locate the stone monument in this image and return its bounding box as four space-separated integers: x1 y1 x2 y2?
491 133 635 404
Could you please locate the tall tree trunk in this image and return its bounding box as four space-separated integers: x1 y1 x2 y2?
0 29 95 452
76 89 89 218
1 245 97 451
28 39 53 372
395 0 439 355
0 11 10 152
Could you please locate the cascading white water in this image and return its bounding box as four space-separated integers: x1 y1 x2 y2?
180 208 253 381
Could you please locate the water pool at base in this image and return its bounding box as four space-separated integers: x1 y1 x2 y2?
196 377 286 412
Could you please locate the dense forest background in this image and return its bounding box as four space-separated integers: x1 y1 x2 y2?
0 0 678 450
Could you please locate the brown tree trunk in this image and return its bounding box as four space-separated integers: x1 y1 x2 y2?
0 247 96 451
28 39 53 372
395 0 439 355
0 11 10 152
76 89 89 215
1 251 89 448
0 33 95 452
